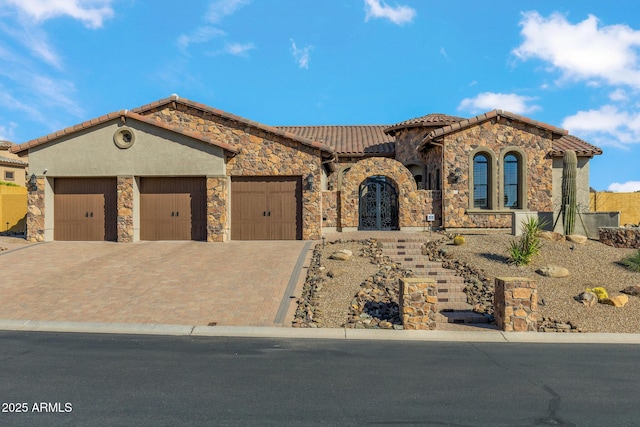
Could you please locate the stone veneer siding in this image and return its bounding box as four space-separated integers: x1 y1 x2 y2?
494 277 538 332
26 177 45 242
341 157 436 229
322 190 338 228
599 227 640 249
206 177 228 242
142 104 324 240
393 127 438 167
421 118 554 229
399 277 438 330
116 176 134 243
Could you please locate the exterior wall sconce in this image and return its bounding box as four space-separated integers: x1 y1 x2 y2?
449 167 462 183
305 174 315 191
28 173 38 191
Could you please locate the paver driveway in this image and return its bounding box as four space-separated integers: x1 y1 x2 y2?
0 240 312 327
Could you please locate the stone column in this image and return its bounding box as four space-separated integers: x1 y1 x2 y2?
26 177 46 242
399 277 437 330
117 176 134 243
494 277 538 332
207 176 228 242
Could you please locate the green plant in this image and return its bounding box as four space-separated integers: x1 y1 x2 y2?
508 217 546 266
0 181 20 187
621 250 640 272
561 150 577 235
453 235 465 246
586 287 609 301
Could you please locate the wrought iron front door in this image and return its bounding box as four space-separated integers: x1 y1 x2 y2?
359 176 399 230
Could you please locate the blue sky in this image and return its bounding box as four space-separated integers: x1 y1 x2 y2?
1 0 640 191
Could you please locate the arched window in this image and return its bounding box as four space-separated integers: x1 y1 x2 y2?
503 154 519 208
473 154 489 208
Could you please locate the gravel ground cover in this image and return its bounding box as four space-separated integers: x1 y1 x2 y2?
296 232 640 333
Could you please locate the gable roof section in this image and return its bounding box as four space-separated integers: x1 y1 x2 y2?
385 113 466 136
0 140 15 150
10 110 241 156
275 125 394 157
132 95 335 156
418 109 602 157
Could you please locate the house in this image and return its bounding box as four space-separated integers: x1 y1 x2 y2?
1 140 28 186
10 95 602 242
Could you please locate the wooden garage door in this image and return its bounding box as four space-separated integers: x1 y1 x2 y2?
231 176 302 240
54 178 117 241
140 177 206 241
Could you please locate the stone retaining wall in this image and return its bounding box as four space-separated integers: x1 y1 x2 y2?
399 277 437 330
494 277 538 332
599 227 640 249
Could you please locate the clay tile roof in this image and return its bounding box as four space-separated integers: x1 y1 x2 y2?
384 113 466 135
0 155 27 167
10 110 241 155
418 109 602 157
551 134 603 157
275 125 395 157
0 140 15 149
133 95 335 156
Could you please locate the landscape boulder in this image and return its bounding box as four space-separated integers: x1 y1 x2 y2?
329 249 352 261
566 234 588 244
621 285 640 297
602 295 629 307
574 291 598 307
327 268 347 278
537 265 570 278
538 231 564 242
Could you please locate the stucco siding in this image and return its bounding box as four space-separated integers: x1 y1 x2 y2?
27 119 225 177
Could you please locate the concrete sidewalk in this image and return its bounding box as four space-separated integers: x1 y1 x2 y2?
2 319 640 344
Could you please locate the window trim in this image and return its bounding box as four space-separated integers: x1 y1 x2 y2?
468 147 496 210
4 170 15 181
499 147 527 210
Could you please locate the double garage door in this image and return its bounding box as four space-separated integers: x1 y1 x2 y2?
54 177 206 241
231 176 302 240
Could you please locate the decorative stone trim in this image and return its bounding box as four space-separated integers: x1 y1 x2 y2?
207 176 228 242
599 227 640 249
116 176 134 242
399 277 437 330
494 277 538 332
26 177 45 242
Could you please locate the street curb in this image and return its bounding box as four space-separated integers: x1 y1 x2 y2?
2 319 640 344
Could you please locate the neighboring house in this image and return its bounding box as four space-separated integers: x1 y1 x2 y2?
10 95 602 242
1 140 28 186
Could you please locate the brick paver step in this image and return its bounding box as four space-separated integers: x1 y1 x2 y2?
438 301 475 311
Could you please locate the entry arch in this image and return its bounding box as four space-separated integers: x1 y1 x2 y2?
358 176 399 230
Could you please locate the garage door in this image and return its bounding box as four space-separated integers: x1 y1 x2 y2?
54 178 117 241
231 176 302 240
140 177 206 241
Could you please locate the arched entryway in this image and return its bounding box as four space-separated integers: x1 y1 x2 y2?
358 176 399 230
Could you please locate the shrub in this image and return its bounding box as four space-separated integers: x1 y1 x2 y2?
0 181 20 187
586 287 609 301
621 250 640 272
453 235 465 246
507 217 547 266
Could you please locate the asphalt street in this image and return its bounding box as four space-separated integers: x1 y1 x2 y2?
1 331 639 426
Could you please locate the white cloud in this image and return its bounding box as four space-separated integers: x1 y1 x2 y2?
513 11 640 88
439 47 449 60
224 42 255 56
178 26 226 52
607 181 640 192
177 0 252 55
290 39 312 69
364 0 415 26
562 105 640 148
206 0 250 24
0 0 114 29
609 88 629 102
0 122 17 141
458 92 540 115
